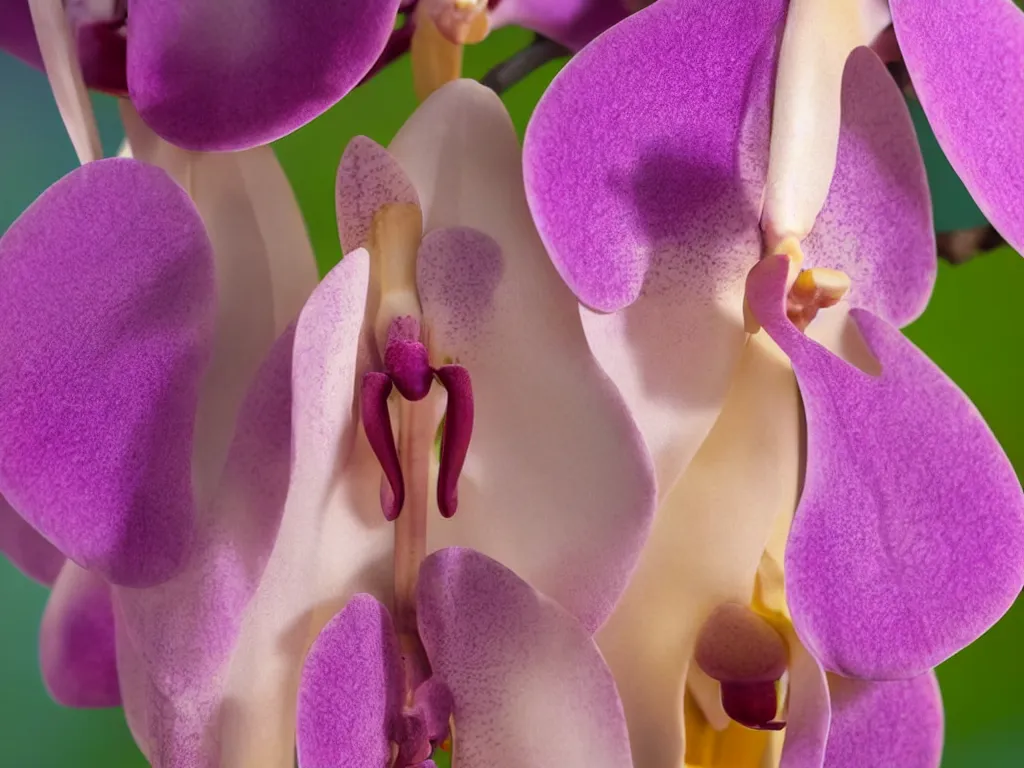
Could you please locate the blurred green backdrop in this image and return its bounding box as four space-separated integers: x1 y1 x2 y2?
1 27 1021 767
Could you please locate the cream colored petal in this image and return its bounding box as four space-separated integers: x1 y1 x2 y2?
27 0 102 164
598 332 802 768
763 0 892 246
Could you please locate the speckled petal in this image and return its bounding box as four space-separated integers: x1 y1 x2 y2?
417 548 632 768
746 255 1024 679
127 0 402 150
336 135 420 256
802 47 935 327
489 0 629 50
0 494 64 586
0 159 214 588
891 0 1024 254
524 0 783 490
297 595 404 768
824 673 943 768
40 562 120 708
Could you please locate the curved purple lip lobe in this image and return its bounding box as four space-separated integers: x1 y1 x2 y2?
362 316 474 521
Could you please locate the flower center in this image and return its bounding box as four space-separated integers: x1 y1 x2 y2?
410 0 491 100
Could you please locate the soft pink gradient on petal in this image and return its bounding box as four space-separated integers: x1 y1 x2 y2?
891 0 1024 254
297 595 404 768
127 0 403 150
116 323 296 768
489 0 629 50
336 135 420 256
746 255 1024 679
0 159 214 588
524 0 784 489
803 47 935 327
824 672 943 768
417 548 632 768
0 494 64 586
778 630 830 768
41 562 120 708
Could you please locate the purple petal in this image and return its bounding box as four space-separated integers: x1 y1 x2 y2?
417 547 633 768
336 135 420 255
489 0 629 50
746 255 1024 678
0 494 64 586
127 0 402 151
891 0 1024 254
824 672 943 768
434 364 473 519
362 371 404 521
297 595 405 768
0 1 44 68
802 47 935 327
116 322 295 766
524 0 784 312
41 562 120 708
0 158 214 587
524 0 783 494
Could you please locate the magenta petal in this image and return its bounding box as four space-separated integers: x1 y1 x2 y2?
891 0 1024 253
434 365 473 519
127 0 402 151
803 47 935 327
41 562 120 708
0 159 214 587
0 1 44 69
76 20 128 94
0 494 64 586
362 371 404 521
336 135 420 255
417 548 632 768
747 256 1024 678
297 594 405 768
524 0 785 311
489 0 629 50
824 672 943 768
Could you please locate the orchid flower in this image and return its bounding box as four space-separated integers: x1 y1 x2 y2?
407 0 630 99
0 0 401 151
523 0 1024 765
765 0 1024 255
1 78 654 765
295 546 633 767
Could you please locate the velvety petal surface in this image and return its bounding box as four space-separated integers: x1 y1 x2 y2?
489 0 629 50
824 673 943 768
396 81 656 632
597 332 801 767
891 0 1024 253
417 548 632 768
41 562 120 708
118 252 382 768
801 47 935 327
0 493 64 585
0 159 214 587
297 595 404 768
746 255 1024 678
524 0 783 489
121 101 319 503
127 0 402 150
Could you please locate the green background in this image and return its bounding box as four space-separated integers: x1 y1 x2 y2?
1 27 1021 766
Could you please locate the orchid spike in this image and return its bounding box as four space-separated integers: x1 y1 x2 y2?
524 1 1023 764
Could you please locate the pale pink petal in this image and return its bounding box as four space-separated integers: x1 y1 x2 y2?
395 82 656 632
0 494 64 586
41 562 120 708
417 548 632 768
778 628 831 768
